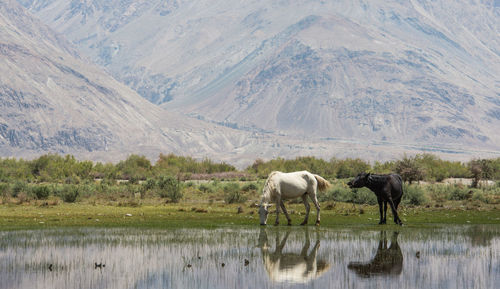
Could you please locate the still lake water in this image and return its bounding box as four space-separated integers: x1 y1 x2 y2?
0 225 499 289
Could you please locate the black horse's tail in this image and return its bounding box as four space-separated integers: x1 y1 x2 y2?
393 174 404 201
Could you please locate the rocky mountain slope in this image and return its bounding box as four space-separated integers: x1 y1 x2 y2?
0 0 257 165
17 0 500 156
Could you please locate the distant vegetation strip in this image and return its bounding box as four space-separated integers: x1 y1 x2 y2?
0 153 499 208
2 153 500 182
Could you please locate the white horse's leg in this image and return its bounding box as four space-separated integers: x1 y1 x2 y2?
280 200 292 226
276 230 290 253
300 194 310 225
300 228 311 256
310 193 321 226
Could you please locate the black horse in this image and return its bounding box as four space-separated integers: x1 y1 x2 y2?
347 173 403 225
348 231 403 277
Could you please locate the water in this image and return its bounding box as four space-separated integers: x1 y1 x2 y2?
0 225 499 289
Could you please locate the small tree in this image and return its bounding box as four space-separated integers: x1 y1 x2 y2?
333 158 371 178
469 159 493 188
394 155 425 184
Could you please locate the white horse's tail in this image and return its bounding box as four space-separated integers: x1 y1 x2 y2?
314 174 331 192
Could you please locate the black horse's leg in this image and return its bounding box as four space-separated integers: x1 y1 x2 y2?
388 198 403 225
377 198 384 224
377 233 384 250
300 194 310 225
383 201 388 224
280 200 292 226
394 197 401 210
381 231 387 249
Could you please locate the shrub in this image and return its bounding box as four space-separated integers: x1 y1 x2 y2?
471 191 489 203
402 184 427 206
125 184 142 196
0 183 9 197
64 176 80 184
242 183 259 192
70 184 94 199
129 176 140 184
17 192 29 204
32 185 50 200
157 176 182 203
11 181 27 198
62 185 79 203
352 188 377 205
117 198 140 207
101 178 116 186
223 183 247 204
198 183 213 193
427 185 448 202
448 185 470 200
142 178 156 191
318 186 353 203
95 183 109 195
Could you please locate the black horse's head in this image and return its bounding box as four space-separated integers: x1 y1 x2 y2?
347 172 370 188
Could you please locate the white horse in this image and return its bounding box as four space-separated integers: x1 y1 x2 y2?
259 171 331 226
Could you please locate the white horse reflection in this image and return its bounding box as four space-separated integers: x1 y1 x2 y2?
258 228 330 284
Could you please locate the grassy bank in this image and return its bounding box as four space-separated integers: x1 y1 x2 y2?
1 201 499 231
1 176 500 230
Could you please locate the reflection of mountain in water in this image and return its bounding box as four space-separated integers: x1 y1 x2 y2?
258 228 330 284
348 231 403 278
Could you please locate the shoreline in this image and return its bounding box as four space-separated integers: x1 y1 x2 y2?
1 202 498 231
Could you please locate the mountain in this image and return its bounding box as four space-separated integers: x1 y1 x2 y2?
16 0 500 157
4 0 397 168
0 0 256 165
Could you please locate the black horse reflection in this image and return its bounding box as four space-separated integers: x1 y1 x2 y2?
258 228 330 283
348 231 403 277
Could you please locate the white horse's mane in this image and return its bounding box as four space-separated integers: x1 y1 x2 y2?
261 171 280 204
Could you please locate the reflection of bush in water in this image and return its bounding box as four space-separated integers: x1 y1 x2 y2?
467 226 497 247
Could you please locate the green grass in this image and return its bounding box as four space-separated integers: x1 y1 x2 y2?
1 201 498 231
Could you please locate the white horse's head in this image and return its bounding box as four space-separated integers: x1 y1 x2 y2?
259 203 271 225
259 172 277 225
